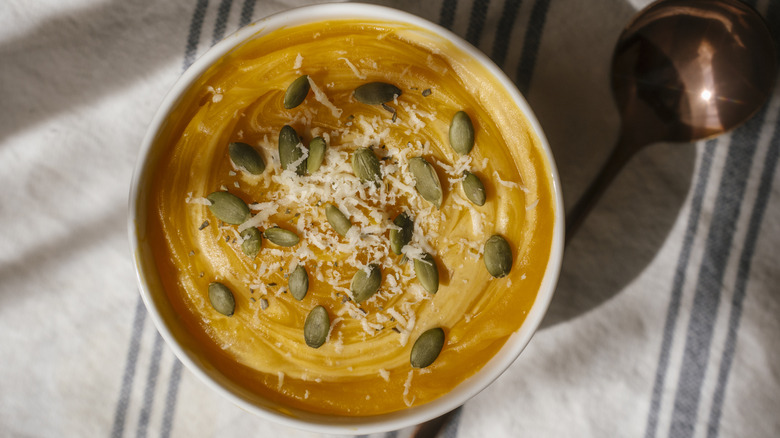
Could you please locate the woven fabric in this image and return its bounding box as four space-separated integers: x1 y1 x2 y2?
1 0 778 437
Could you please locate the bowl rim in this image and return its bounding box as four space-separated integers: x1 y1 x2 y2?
128 2 565 434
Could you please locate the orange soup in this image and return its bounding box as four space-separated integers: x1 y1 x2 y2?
146 19 555 416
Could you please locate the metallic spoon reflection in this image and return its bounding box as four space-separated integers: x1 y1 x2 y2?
566 0 777 240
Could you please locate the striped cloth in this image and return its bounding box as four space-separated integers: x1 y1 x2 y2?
1 0 778 437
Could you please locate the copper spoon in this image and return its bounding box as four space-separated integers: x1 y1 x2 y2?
413 0 776 436
565 0 777 241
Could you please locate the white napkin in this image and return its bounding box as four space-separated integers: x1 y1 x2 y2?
1 0 778 437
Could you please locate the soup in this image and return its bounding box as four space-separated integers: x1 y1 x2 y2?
146 18 555 416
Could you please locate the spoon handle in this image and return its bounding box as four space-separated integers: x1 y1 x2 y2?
565 133 643 243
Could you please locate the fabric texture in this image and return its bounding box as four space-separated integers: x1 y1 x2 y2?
1 0 779 437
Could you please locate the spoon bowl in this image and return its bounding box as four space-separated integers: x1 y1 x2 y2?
566 0 777 240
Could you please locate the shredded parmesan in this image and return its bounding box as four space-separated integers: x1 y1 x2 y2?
338 57 366 79
307 76 342 118
494 170 530 193
402 370 415 407
239 202 279 232
493 171 519 188
206 85 223 102
185 192 211 205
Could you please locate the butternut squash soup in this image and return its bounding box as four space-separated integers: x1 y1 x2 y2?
146 18 555 416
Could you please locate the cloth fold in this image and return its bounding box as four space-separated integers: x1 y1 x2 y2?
1 0 778 437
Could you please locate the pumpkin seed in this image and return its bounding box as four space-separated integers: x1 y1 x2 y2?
414 252 439 294
264 226 300 247
288 265 309 301
208 282 235 316
325 204 352 236
410 327 445 368
352 147 382 186
409 157 443 208
283 75 310 109
484 234 513 278
353 82 402 105
350 264 381 303
304 305 329 348
206 191 251 225
278 125 307 175
389 212 413 255
240 227 262 259
228 142 265 175
449 111 475 155
306 136 326 173
462 171 486 206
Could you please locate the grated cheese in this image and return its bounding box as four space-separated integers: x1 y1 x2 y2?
185 192 211 205
326 317 343 342
307 76 342 118
338 57 366 79
402 370 415 407
206 85 223 103
239 202 279 232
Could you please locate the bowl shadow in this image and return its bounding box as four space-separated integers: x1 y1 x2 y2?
541 142 696 328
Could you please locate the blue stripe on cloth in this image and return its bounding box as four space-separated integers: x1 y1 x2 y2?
646 2 776 435
136 334 165 438
112 3 213 437
704 7 780 433
465 0 490 46
491 0 523 67
111 298 148 438
183 0 210 70
515 0 550 94
239 0 256 28
212 0 234 46
643 140 718 438
160 360 183 438
706 97 780 438
668 103 768 438
439 0 458 30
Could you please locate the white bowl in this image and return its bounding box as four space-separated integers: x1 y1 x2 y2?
128 3 564 434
